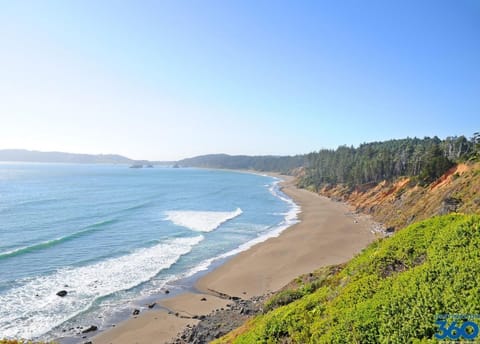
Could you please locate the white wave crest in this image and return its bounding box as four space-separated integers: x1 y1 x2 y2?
0 235 203 339
164 208 243 232
268 180 301 223
176 181 301 279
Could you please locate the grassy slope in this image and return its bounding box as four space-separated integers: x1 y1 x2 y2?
214 214 480 343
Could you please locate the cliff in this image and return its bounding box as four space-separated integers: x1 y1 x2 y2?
313 162 480 230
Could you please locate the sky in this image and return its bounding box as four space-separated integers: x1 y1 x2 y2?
0 1 479 160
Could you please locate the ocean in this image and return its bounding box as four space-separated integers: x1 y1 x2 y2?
0 163 298 340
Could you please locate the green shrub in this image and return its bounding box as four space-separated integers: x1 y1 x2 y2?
264 290 304 312
215 214 480 343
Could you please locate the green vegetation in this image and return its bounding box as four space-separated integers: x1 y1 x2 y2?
178 153 306 174
300 135 479 189
263 266 341 313
215 214 480 343
176 133 480 181
472 132 480 161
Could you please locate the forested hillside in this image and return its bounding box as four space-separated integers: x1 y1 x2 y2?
177 134 479 184
300 134 479 189
296 133 480 230
177 154 306 174
211 133 480 343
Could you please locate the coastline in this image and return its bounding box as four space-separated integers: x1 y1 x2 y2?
92 173 378 344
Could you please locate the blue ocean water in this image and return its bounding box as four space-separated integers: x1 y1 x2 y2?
0 163 298 340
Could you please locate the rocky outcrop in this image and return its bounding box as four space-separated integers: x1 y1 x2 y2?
169 295 268 344
439 197 462 215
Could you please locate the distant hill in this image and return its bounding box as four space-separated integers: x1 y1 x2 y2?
0 149 135 164
177 154 306 175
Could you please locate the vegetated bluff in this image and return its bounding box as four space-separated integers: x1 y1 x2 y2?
300 134 479 188
178 134 479 183
215 214 480 343
298 134 480 230
208 134 480 343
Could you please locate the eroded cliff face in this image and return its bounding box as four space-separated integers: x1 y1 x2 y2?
313 162 480 230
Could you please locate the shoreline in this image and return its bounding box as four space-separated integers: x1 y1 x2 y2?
195 174 376 297
91 173 378 344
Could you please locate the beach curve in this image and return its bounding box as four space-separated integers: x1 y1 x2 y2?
92 174 377 344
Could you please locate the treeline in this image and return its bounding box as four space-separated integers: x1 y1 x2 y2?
178 154 306 174
177 133 480 186
300 133 480 189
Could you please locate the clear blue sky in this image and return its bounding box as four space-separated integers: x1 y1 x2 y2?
0 1 479 160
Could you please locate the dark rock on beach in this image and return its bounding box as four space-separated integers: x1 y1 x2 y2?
169 294 269 344
81 325 98 333
56 290 68 297
133 309 140 315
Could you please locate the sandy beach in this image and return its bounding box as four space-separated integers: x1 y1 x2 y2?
92 175 377 344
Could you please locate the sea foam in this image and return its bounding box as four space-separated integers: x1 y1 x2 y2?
172 179 301 281
164 208 243 232
0 235 203 339
268 179 300 224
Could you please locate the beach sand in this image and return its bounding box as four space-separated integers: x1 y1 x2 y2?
195 175 376 297
92 175 376 344
91 311 197 344
159 292 232 318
